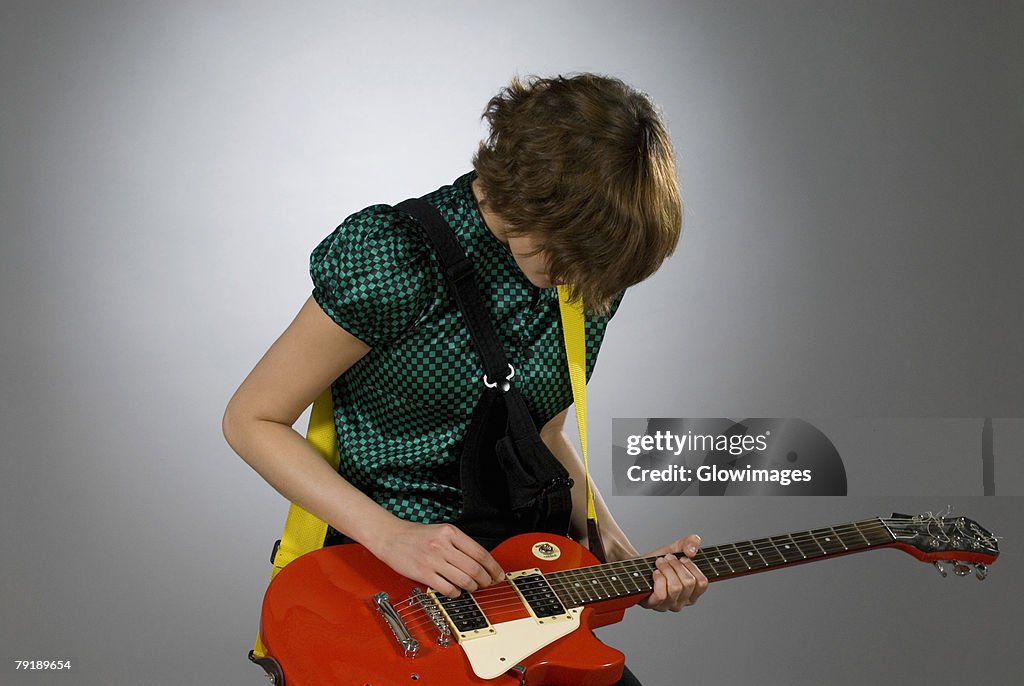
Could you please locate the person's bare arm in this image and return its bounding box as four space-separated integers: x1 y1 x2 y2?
539 409 635 555
222 296 503 596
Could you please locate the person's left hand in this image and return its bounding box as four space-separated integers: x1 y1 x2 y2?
638 534 708 612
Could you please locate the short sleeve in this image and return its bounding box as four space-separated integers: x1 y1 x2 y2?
310 204 438 348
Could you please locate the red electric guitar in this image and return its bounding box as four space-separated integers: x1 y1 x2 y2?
252 512 999 686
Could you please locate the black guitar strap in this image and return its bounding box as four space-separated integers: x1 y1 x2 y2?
395 198 573 550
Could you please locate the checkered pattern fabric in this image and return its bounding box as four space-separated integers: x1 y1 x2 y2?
310 172 624 523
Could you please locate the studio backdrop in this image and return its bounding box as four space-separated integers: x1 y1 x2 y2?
1 2 1021 685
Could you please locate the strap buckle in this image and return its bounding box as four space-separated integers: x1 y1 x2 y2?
482 364 515 392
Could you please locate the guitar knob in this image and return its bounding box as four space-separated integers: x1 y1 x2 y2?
952 562 970 577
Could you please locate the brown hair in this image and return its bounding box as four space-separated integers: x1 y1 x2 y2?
472 73 682 313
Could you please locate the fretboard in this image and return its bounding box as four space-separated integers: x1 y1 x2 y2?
543 518 895 608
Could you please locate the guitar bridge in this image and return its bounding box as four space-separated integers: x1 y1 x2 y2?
373 592 419 658
411 587 452 646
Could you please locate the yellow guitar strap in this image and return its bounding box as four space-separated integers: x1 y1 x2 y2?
251 386 339 658
557 285 604 561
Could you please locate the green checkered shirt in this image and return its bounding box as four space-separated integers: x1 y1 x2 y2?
310 172 623 524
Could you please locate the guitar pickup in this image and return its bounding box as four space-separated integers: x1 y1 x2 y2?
507 569 574 623
428 589 496 642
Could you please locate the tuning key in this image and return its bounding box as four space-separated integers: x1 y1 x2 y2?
933 561 949 578
952 562 971 577
973 563 988 581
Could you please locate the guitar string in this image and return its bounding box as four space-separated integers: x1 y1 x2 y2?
399 589 596 632
393 515 969 612
390 520 904 616
391 556 666 615
389 519 896 605
399 595 548 632
392 519 978 626
402 553 984 635
391 544 880 622
396 585 575 631
395 584 537 619
393 572 646 620
400 516 979 613
400 543 885 631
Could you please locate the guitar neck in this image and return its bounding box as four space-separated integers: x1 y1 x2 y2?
545 518 895 607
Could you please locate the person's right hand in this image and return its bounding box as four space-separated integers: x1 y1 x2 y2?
367 520 506 598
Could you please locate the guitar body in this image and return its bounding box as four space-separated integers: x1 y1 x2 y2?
259 533 641 686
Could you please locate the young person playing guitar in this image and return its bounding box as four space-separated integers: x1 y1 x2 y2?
223 73 706 686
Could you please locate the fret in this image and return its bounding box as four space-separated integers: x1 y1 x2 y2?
578 570 602 603
602 564 631 597
829 527 848 550
694 553 721 579
704 546 737 575
564 584 585 608
849 523 873 547
562 569 596 604
722 543 750 571
555 569 584 607
585 568 615 600
859 519 893 546
624 560 653 594
599 566 620 597
700 552 724 577
771 534 804 562
712 544 737 573
812 527 846 555
733 540 769 569
835 524 869 550
602 567 624 598
549 573 582 608
752 537 785 567
793 530 825 558
807 530 829 555
582 574 600 603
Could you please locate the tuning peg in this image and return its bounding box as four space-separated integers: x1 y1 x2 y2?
933 561 949 578
952 562 971 577
973 563 988 581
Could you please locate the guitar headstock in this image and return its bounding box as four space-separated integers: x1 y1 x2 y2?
883 511 999 579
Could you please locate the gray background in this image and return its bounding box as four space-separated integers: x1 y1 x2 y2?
1 1 1021 684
